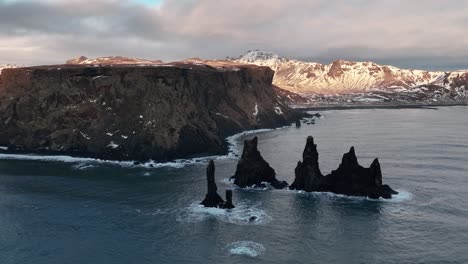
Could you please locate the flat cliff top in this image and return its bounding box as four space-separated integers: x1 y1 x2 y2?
13 60 270 73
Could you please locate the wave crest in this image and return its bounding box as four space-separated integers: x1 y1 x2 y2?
226 241 265 257
178 202 272 225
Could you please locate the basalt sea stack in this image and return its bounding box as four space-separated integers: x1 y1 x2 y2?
289 136 323 192
232 137 288 189
290 136 398 199
201 160 235 209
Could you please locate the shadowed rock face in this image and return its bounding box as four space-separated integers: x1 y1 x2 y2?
290 136 398 199
232 137 288 189
222 190 235 209
201 160 234 209
289 136 323 192
295 120 301 127
0 64 300 161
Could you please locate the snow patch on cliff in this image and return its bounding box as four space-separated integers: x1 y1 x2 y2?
107 141 119 149
274 106 283 115
253 103 259 116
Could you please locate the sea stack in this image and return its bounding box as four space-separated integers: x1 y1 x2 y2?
289 136 324 192
290 136 398 199
232 137 288 189
221 190 235 209
201 160 235 208
295 120 301 127
323 147 398 199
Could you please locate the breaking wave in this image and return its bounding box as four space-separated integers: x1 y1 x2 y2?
226 241 266 257
178 202 272 225
293 189 413 203
0 126 293 169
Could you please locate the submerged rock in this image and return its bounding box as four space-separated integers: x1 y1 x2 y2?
201 160 235 208
232 137 288 189
290 136 398 199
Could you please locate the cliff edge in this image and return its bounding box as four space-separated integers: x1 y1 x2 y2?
0 62 298 161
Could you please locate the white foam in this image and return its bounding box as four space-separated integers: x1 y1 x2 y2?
221 177 271 192
227 241 265 257
179 202 272 225
386 190 413 203
0 126 292 169
225 125 292 158
0 153 187 169
72 163 97 170
293 189 413 203
136 208 175 216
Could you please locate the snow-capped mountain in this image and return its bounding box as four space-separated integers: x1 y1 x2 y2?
66 56 163 65
234 50 468 105
235 50 467 93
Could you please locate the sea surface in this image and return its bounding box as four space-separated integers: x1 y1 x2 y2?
1 106 468 264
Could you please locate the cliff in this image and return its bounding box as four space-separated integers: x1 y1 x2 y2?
0 62 298 161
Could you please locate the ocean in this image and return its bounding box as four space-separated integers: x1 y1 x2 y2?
1 106 467 264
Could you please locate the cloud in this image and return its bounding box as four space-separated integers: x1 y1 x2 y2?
1 0 468 70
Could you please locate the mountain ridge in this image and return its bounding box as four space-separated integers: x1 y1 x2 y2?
234 50 467 93
13 52 466 105
233 50 467 105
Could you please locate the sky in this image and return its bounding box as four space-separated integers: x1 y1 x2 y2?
1 0 468 70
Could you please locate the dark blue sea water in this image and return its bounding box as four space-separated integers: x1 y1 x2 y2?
1 106 468 264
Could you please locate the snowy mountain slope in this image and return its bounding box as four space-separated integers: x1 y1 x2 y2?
234 50 467 93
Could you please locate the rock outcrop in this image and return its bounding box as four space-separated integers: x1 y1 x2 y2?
0 64 17 74
295 120 301 127
232 137 288 189
223 190 235 209
0 62 301 161
290 136 398 199
289 136 323 192
201 160 234 209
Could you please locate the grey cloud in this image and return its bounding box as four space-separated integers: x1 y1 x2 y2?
0 0 164 39
1 0 468 70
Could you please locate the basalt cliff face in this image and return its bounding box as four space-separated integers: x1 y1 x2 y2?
0 62 298 161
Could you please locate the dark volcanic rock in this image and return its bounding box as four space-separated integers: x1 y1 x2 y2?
289 136 324 192
220 190 235 209
290 136 398 199
232 137 288 189
324 148 398 199
0 63 300 161
295 120 301 127
201 160 235 209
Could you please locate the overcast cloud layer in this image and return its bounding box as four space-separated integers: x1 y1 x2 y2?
1 0 468 70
